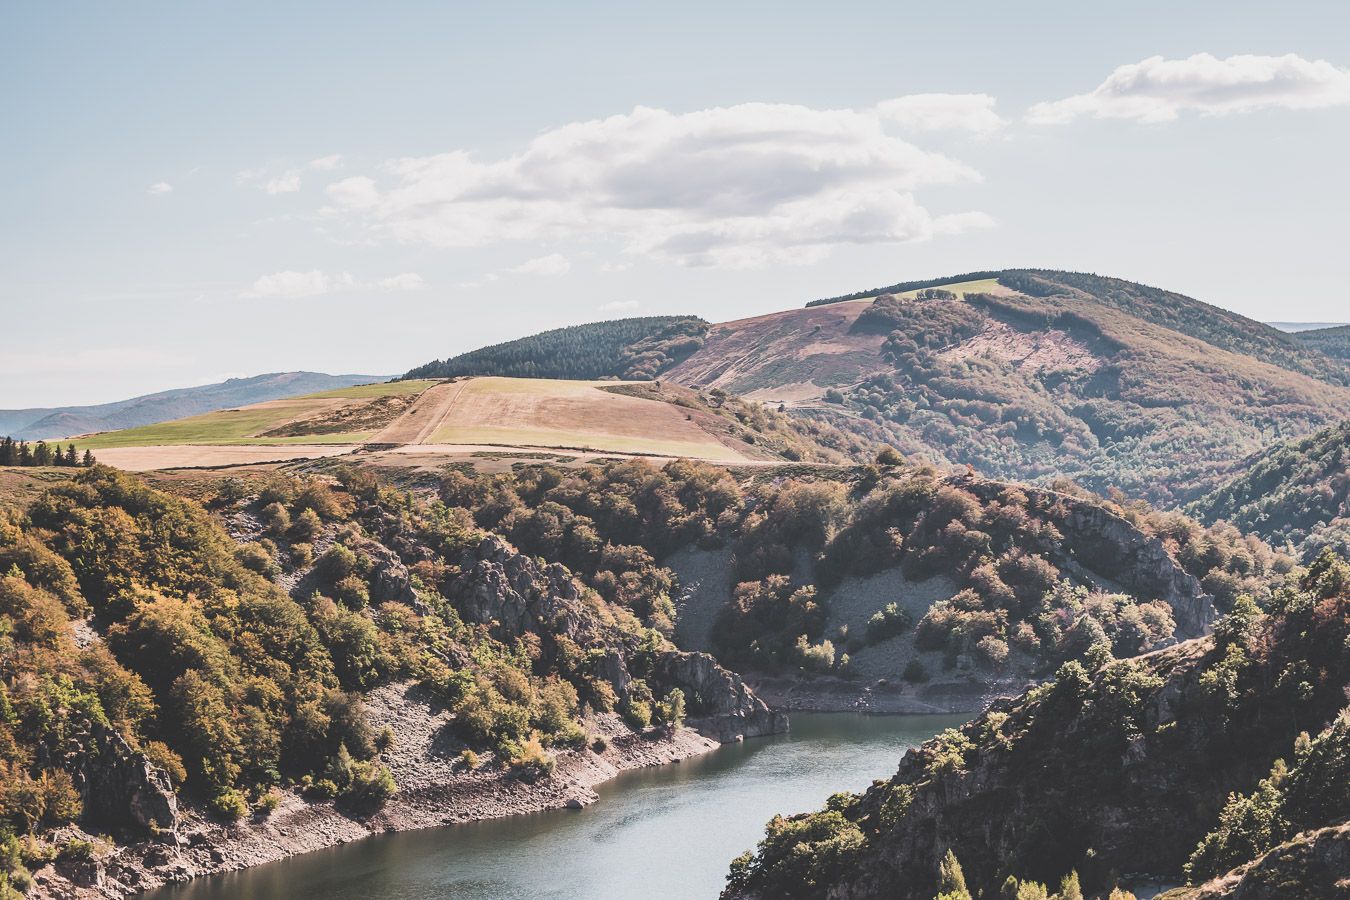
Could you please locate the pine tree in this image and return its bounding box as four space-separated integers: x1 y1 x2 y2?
81 449 96 467
936 849 972 900
0 437 15 466
18 442 33 466
67 444 78 466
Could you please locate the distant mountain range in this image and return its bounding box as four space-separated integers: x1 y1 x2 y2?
0 372 385 440
1268 321 1349 332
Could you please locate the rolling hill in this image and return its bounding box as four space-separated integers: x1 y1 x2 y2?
404 269 1350 506
665 270 1350 505
71 376 864 471
0 372 384 441
1293 323 1350 362
1187 419 1350 558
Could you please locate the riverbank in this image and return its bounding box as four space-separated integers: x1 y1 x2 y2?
27 682 728 899
745 671 1033 714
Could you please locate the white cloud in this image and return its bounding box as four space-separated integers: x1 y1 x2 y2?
242 269 332 299
323 99 991 268
874 93 1005 134
148 181 173 195
374 272 425 291
599 300 640 312
307 154 343 171
266 171 302 194
241 269 425 299
1028 52 1350 124
510 253 571 276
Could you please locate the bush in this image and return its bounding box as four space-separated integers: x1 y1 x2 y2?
509 737 555 781
903 659 929 683
460 749 480 770
339 761 397 813
210 789 249 821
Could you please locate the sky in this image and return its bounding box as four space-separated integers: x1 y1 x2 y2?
3 1 1349 408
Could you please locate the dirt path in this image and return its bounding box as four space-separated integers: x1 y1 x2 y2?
368 380 466 445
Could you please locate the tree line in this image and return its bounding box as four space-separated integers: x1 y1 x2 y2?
0 437 95 468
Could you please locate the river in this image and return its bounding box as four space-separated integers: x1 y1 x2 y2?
145 712 966 900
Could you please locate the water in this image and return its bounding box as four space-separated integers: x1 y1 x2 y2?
146 713 965 900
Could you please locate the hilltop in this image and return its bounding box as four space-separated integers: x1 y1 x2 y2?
403 270 1350 506
0 372 383 441
666 270 1350 504
1188 419 1350 559
1293 323 1350 362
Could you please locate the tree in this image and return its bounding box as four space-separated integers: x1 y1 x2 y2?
81 449 96 467
935 849 971 899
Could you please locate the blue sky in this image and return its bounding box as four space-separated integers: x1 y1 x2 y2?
3 1 1349 407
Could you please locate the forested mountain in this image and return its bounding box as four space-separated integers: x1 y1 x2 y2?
0 373 383 441
665 270 1350 505
1293 323 1350 362
724 552 1350 900
0 465 775 894
1188 420 1349 559
403 316 708 381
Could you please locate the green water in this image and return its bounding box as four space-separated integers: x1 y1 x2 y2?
145 713 965 900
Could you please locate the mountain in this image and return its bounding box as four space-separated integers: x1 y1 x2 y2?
723 552 1350 900
0 372 385 441
1269 321 1350 333
1293 323 1350 362
1187 419 1350 559
665 270 1350 505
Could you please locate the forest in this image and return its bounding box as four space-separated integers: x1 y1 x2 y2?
403 316 709 381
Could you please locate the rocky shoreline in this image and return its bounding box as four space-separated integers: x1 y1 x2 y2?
29 687 740 900
744 671 1028 715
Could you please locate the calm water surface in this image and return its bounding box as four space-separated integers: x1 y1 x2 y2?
146 713 965 900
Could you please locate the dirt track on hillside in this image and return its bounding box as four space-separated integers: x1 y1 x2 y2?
368 380 466 445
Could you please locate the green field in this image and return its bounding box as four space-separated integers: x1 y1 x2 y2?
77 381 435 448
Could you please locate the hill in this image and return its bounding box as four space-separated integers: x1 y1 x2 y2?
438 458 1290 710
723 552 1350 900
0 372 384 441
0 465 781 895
1293 323 1350 362
665 270 1350 505
403 316 709 381
71 377 862 472
1187 419 1350 559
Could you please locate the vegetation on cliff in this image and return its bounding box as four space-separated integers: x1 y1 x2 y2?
723 552 1350 899
439 458 1289 680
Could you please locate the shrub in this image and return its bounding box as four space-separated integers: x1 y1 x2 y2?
903 660 929 683
210 789 249 821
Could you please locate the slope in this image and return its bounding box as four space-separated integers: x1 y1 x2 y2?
1294 323 1350 362
724 553 1350 900
665 270 1350 505
0 372 385 441
1187 419 1350 558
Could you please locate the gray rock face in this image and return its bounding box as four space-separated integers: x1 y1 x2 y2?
448 536 581 639
39 719 178 837
447 536 785 743
963 478 1217 638
654 651 787 741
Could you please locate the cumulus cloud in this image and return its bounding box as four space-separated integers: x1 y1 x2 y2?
510 253 571 276
148 181 173 195
874 93 1005 134
1028 52 1350 124
323 99 991 268
241 269 425 299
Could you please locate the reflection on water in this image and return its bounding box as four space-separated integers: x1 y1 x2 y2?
144 713 966 900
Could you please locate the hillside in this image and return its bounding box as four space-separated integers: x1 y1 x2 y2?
1 466 781 896
664 270 1350 505
723 553 1350 900
437 458 1290 711
1294 323 1350 362
71 376 862 472
1188 420 1350 559
403 316 709 381
0 372 384 441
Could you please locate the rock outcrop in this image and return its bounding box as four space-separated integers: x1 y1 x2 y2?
38 719 178 838
654 651 786 741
